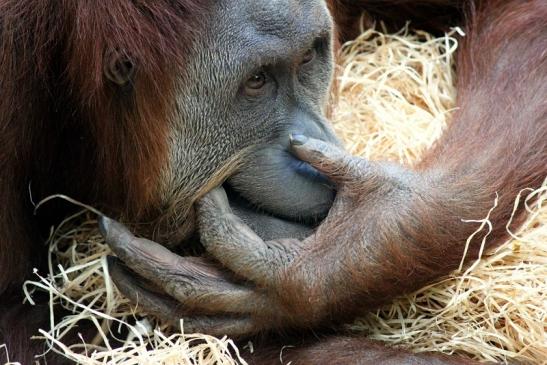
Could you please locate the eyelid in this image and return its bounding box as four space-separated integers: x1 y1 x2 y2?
243 65 270 84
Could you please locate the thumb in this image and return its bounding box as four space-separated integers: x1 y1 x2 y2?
289 134 365 184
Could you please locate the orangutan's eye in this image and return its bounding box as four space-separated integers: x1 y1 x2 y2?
301 47 316 65
245 71 267 90
243 69 271 97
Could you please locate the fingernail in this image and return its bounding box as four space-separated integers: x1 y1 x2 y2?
98 215 111 237
289 134 308 146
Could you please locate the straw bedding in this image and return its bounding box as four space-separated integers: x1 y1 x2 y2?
2 26 545 365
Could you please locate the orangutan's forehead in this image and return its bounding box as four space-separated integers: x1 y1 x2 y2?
247 0 329 33
203 0 331 64
214 0 331 41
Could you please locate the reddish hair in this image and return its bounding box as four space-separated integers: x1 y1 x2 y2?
0 0 212 291
0 2 211 360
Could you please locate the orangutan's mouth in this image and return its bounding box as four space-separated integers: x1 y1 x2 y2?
219 152 333 242
222 182 316 242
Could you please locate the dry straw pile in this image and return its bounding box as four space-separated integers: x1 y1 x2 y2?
2 26 545 365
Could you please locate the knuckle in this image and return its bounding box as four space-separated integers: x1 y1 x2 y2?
165 277 197 299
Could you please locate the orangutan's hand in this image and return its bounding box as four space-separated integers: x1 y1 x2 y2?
100 135 406 337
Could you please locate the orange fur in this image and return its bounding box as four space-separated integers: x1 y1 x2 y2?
0 1 209 361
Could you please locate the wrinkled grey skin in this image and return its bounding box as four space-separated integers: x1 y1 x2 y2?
157 0 339 242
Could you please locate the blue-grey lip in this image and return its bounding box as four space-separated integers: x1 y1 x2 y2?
288 157 332 185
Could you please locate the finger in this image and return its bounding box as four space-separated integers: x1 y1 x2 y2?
109 257 258 337
100 217 268 314
99 215 180 276
289 134 366 184
108 256 186 318
197 186 233 215
181 316 257 338
198 192 301 287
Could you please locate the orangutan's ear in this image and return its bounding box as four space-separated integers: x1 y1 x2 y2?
104 50 135 86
